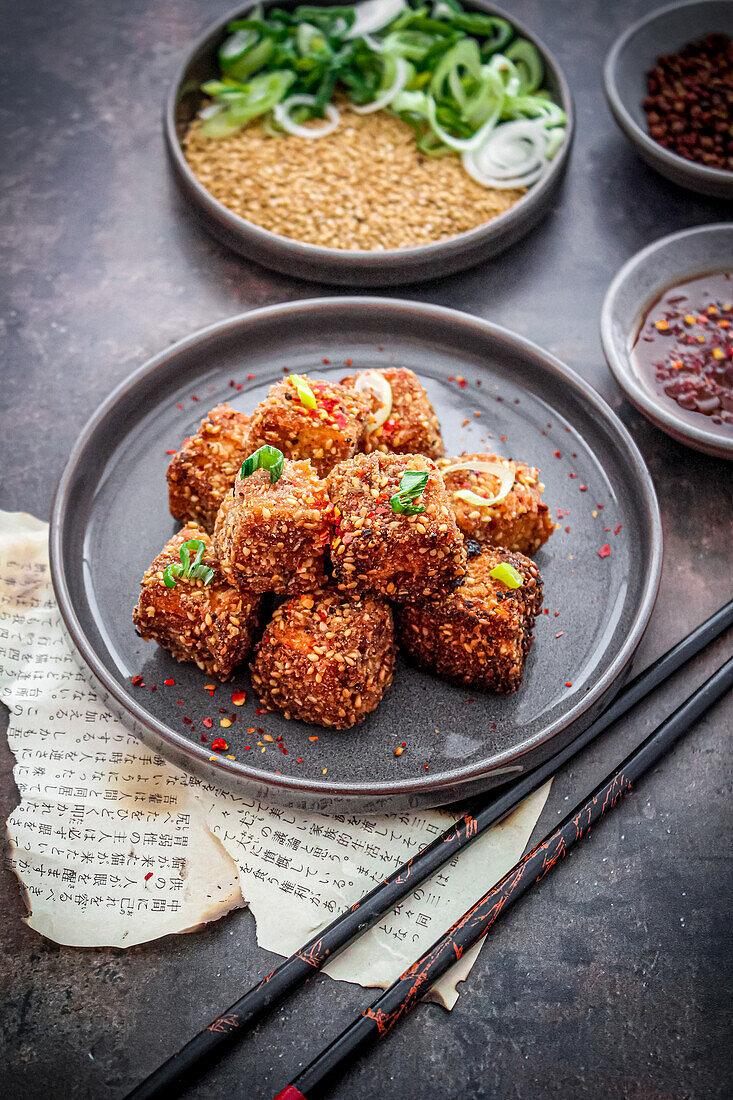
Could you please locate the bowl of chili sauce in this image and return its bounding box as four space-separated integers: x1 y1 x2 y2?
601 223 733 459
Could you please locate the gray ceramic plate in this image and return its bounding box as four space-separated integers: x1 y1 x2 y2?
50 299 662 812
604 0 733 200
165 1 574 286
601 223 733 459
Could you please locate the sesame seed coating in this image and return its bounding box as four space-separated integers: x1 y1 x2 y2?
438 453 556 554
246 376 371 478
183 109 524 251
396 546 543 693
167 404 252 532
133 523 262 680
250 586 395 729
327 452 467 603
341 367 445 459
213 458 332 595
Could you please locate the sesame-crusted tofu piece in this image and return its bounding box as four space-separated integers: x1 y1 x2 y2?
167 404 252 532
395 546 543 693
341 367 445 459
250 587 395 729
438 453 556 554
133 524 262 680
213 458 332 595
245 376 371 478
327 452 466 603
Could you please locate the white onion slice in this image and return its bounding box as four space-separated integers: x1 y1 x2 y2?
441 460 516 507
354 370 393 431
351 57 410 113
273 95 340 138
462 119 548 189
345 0 406 39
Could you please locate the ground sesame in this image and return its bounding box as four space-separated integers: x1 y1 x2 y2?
184 109 524 251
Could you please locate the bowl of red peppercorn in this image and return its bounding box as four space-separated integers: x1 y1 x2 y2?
604 1 733 200
601 223 733 459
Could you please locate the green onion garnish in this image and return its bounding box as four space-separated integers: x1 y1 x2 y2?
289 374 317 410
163 539 215 589
241 444 285 484
489 562 523 589
390 470 429 515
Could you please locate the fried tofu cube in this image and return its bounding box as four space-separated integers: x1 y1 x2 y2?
245 376 371 478
438 454 556 554
396 546 543 693
250 587 395 729
133 524 262 680
167 404 252 532
341 367 445 459
327 452 466 603
213 457 332 595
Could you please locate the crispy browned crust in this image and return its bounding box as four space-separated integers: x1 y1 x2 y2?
132 524 262 680
326 452 466 603
437 453 556 555
250 587 395 729
213 459 332 596
395 547 543 693
245 376 371 478
167 404 252 532
341 368 445 459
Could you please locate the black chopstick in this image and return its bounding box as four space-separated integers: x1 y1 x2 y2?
272 654 733 1100
124 599 733 1100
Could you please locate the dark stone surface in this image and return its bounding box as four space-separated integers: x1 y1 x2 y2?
0 1 731 1098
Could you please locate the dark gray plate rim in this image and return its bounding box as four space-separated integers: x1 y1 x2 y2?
164 0 574 263
600 223 733 459
50 298 662 801
603 0 733 190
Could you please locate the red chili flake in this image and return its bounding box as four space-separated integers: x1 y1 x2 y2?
579 484 587 492
598 544 611 559
500 435 506 442
322 358 330 364
565 526 570 533
229 380 235 387
541 429 547 435
296 757 303 764
191 395 200 402
554 450 561 458
281 746 289 755
345 358 353 366
232 691 247 706
211 738 228 752
235 384 243 390
177 700 183 705
543 608 549 615
395 746 404 756
177 403 183 410
604 526 611 531
165 449 176 455
145 872 153 881
474 411 481 418
244 745 251 751
150 685 156 692
458 379 467 388
554 611 559 617
491 723 497 730
614 524 622 535
246 373 256 380
461 418 470 427
201 734 208 743
565 426 571 432
131 675 144 687
164 678 175 686
447 375 455 382
565 681 573 687
203 717 213 729
182 717 193 725
572 452 577 458
556 631 564 638
597 503 604 509
424 764 429 771
569 472 578 479
255 707 268 715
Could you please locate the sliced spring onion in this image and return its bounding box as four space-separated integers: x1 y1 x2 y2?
241 445 285 484
163 539 215 589
390 469 429 515
441 459 516 506
489 562 523 589
505 38 543 94
273 94 340 137
345 0 407 40
462 118 549 188
354 370 393 430
219 28 259 64
289 373 317 409
486 53 521 98
296 22 329 56
351 55 411 113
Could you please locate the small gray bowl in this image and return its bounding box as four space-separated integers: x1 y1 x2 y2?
601 223 733 459
165 0 574 286
603 1 733 200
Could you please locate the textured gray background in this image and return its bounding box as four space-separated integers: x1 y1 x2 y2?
1 1 732 1098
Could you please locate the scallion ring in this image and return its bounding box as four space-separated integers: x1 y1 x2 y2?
289 373 317 409
489 562 523 589
241 445 285 484
163 539 215 589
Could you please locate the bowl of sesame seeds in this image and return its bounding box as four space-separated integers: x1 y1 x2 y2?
165 0 574 286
